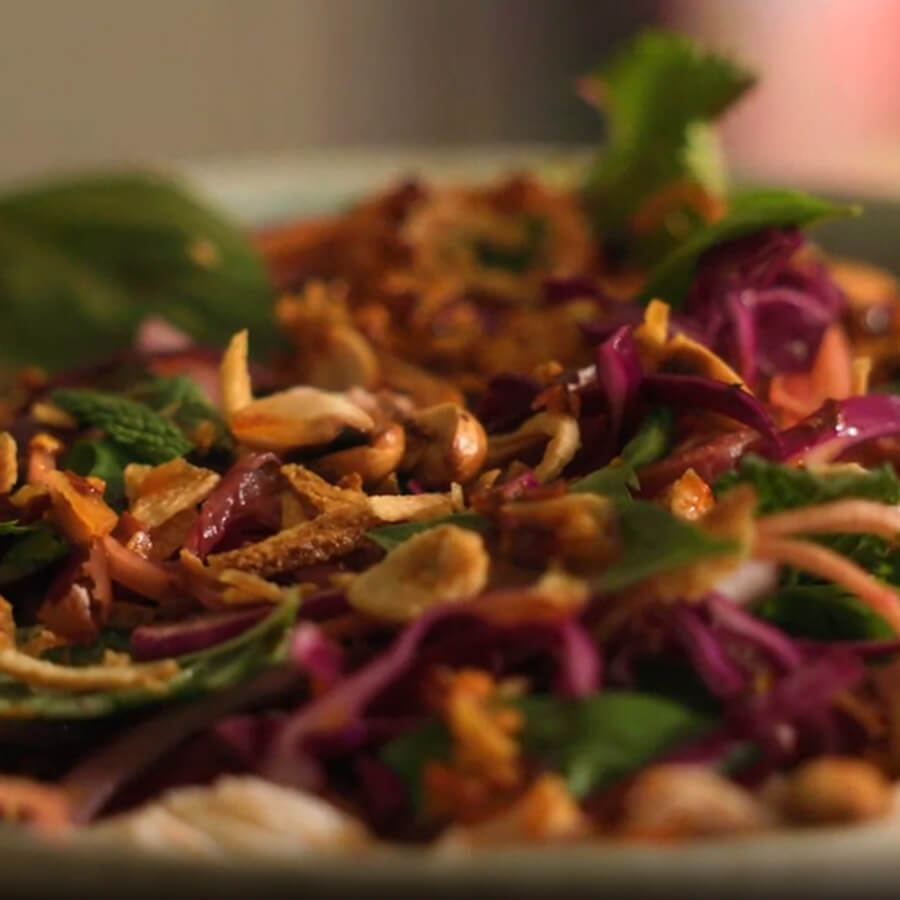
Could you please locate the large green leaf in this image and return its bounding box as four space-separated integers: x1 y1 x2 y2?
366 512 490 552
0 172 278 369
638 190 860 307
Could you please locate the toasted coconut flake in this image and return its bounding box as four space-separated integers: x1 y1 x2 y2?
348 524 489 622
45 470 118 545
130 458 220 530
367 493 456 523
208 503 376 577
0 597 14 650
221 330 254 418
27 433 62 485
280 464 367 512
0 648 178 693
229 387 374 453
486 413 580 484
0 432 17 494
9 483 48 509
148 508 198 562
217 569 284 605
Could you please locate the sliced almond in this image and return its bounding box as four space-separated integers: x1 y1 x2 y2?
367 493 455 523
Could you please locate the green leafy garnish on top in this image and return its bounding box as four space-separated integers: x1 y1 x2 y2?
52 388 193 464
0 521 68 587
581 30 755 250
0 172 278 371
638 189 860 307
366 512 490 552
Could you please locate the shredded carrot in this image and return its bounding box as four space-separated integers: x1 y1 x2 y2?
757 500 900 543
753 534 900 634
769 324 853 426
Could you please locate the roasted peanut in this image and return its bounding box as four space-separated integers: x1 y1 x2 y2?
313 423 405 487
403 403 487 488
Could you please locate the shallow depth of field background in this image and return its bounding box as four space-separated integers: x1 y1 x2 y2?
0 0 898 195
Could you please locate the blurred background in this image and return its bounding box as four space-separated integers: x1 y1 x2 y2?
1 0 898 196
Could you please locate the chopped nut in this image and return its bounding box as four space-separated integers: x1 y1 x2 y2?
348 524 488 622
44 470 118 545
130 458 220 530
485 413 581 483
0 432 18 494
221 329 254 418
781 757 892 825
403 403 487 488
313 423 405 487
620 765 771 839
661 468 715 521
229 387 374 453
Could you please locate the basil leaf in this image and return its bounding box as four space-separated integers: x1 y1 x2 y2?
0 595 299 719
592 500 735 593
582 30 755 243
519 692 712 797
638 190 860 307
382 691 711 808
569 463 638 502
756 584 894 642
0 172 277 370
61 439 130 509
0 523 69 586
366 512 490 552
52 388 192 464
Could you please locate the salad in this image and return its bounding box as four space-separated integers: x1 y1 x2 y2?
2 31 900 854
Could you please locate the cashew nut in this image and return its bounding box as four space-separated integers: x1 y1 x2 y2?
348 524 488 622
486 412 581 483
312 424 405 487
403 403 487 488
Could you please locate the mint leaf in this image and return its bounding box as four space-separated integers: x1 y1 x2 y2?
61 439 130 508
717 455 900 514
622 406 674 468
366 512 490 552
638 190 860 307
756 584 894 642
0 595 299 719
592 500 735 593
0 523 68 586
0 172 277 371
582 30 755 242
52 388 192 464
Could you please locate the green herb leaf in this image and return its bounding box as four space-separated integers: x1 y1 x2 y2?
61 439 130 509
52 388 192 464
569 463 638 502
755 584 894 642
622 406 674 468
592 500 735 593
126 375 232 453
0 595 299 719
519 692 712 797
382 691 711 808
366 512 490 552
717 455 900 514
0 523 69 586
0 172 277 371
0 521 35 537
638 190 860 307
581 30 755 243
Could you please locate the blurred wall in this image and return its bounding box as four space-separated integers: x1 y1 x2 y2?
0 0 655 183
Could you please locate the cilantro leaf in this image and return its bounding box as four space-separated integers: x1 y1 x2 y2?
52 388 192 464
638 190 860 307
592 500 735 593
366 512 490 552
581 30 755 243
0 172 278 371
